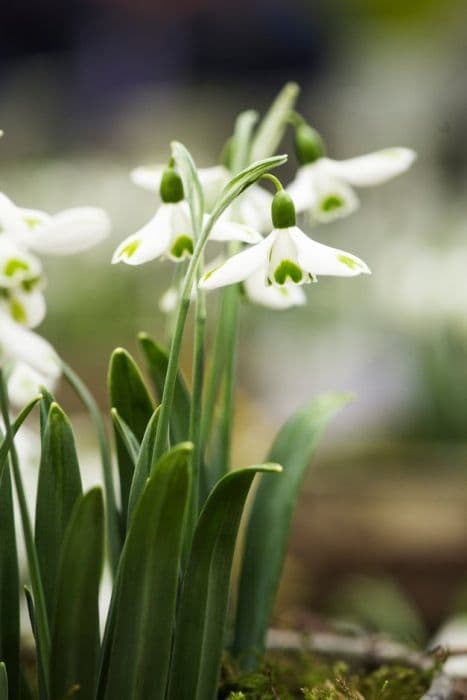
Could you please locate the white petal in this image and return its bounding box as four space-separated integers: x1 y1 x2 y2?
159 286 180 314
286 165 318 214
311 174 359 223
244 269 306 310
208 214 262 244
320 148 417 187
23 207 111 255
2 288 47 328
0 313 61 378
112 204 173 265
289 227 371 277
236 185 273 233
199 234 274 290
7 361 57 407
0 237 42 287
0 192 27 234
130 165 165 193
199 166 229 211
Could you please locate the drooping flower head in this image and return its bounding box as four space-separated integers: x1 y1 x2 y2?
287 120 416 223
112 164 261 267
200 185 370 295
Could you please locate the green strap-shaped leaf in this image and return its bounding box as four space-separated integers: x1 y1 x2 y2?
233 393 352 668
250 82 299 161
35 403 83 623
23 587 46 700
39 385 54 438
126 406 159 521
167 463 282 700
138 334 190 443
0 663 7 700
100 443 191 700
108 348 154 518
110 408 140 466
50 488 104 700
0 466 19 700
171 141 204 235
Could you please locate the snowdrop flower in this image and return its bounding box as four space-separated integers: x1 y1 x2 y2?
132 162 273 233
287 123 416 223
200 189 370 294
0 311 61 385
112 167 261 266
0 236 46 327
7 361 58 407
0 192 111 255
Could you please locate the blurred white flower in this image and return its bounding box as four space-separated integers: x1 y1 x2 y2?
0 192 111 255
112 201 260 267
7 361 58 407
287 148 416 223
200 226 370 293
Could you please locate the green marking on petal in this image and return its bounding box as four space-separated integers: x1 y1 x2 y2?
337 254 359 270
4 258 29 277
119 239 141 259
10 298 27 323
170 235 193 260
320 195 345 213
21 276 42 292
23 215 42 230
273 260 303 285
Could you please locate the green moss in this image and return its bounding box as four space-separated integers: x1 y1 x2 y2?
221 652 435 700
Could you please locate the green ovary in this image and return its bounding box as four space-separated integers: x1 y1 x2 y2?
4 258 29 277
337 254 359 270
273 260 303 285
320 194 344 213
170 235 193 259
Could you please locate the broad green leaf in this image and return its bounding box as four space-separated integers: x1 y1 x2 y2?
138 334 190 444
207 155 287 232
171 141 204 236
0 396 41 485
110 408 140 466
127 406 159 521
0 663 7 700
233 393 352 668
61 362 121 575
50 488 104 700
108 348 154 518
100 444 191 700
167 463 282 700
35 403 83 623
250 82 300 161
39 386 54 438
0 466 19 700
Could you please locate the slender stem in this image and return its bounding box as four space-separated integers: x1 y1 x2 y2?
215 277 241 476
164 261 186 346
260 173 283 192
188 275 206 521
200 293 228 454
62 363 121 575
0 373 50 694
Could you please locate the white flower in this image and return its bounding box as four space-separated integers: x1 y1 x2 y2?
287 148 416 223
0 311 61 383
199 226 370 292
131 163 273 233
0 193 111 255
112 201 261 266
7 361 58 407
243 269 306 310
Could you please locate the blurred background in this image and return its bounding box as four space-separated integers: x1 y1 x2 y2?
2 0 467 646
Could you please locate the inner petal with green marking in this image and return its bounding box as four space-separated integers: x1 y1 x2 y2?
337 253 360 270
169 235 194 260
23 215 43 230
4 258 30 277
9 297 27 324
320 194 345 213
273 260 303 285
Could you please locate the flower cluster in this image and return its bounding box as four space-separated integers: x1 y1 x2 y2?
0 181 110 404
113 121 415 310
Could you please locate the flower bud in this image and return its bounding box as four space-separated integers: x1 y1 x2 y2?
160 168 184 203
271 190 296 229
294 123 325 165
